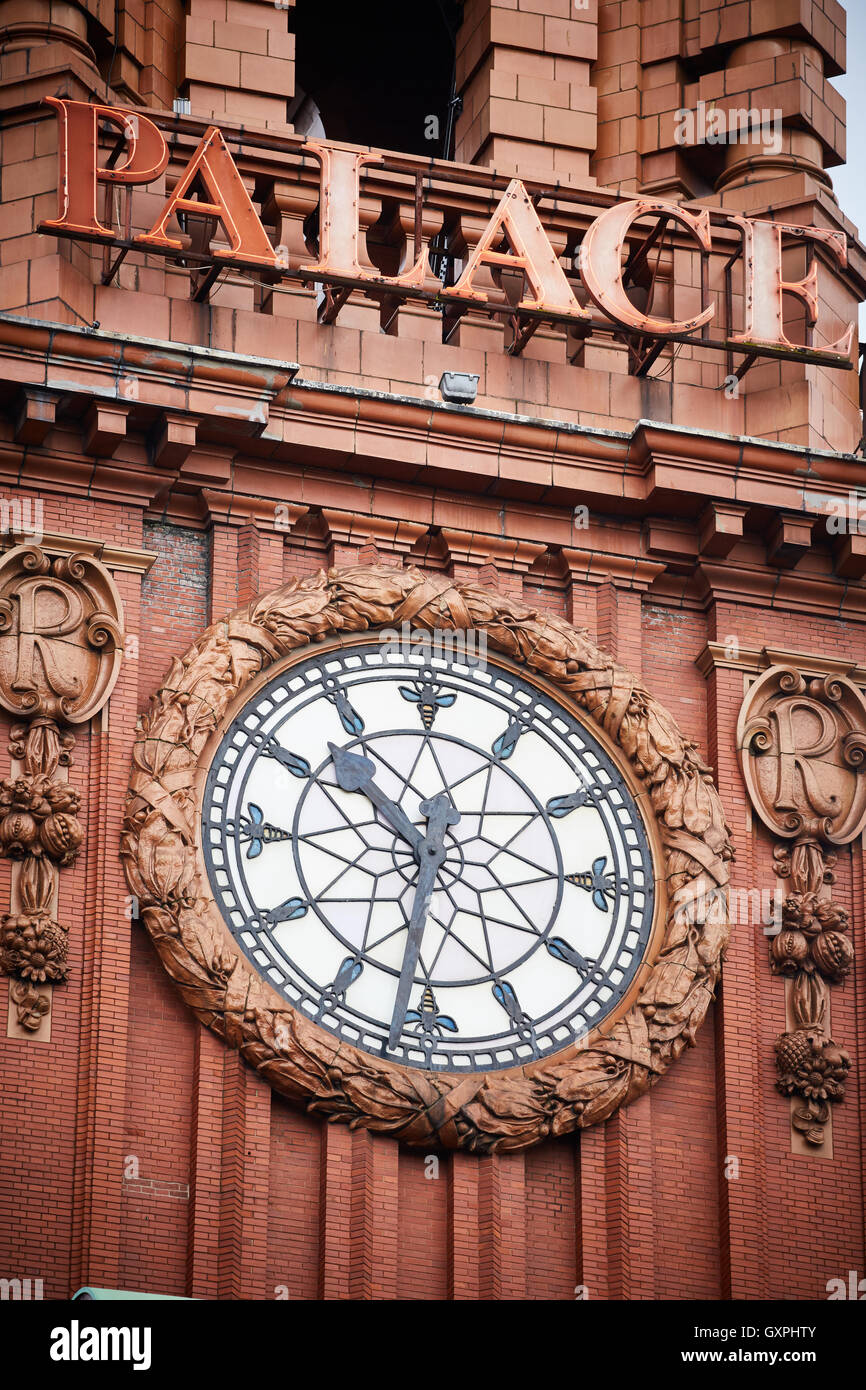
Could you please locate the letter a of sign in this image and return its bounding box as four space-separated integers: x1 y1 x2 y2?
40 98 169 241
136 127 277 268
441 180 590 323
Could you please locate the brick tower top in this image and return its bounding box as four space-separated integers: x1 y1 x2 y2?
0 0 863 452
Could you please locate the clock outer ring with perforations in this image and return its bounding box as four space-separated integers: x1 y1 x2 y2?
201 642 657 1074
123 565 733 1153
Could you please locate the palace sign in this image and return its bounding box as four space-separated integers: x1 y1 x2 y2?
39 99 856 372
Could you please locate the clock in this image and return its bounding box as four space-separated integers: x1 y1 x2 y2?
202 639 657 1073
125 566 730 1151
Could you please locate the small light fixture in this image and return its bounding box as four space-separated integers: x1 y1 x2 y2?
439 371 479 405
173 97 192 116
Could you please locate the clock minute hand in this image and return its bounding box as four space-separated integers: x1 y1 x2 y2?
388 793 460 1050
328 742 423 856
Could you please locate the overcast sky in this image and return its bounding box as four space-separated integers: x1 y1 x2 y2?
829 2 865 326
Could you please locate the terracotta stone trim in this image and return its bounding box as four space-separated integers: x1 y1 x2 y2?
699 503 748 559
0 318 861 521
832 534 866 580
767 514 818 569
696 643 866 685
694 561 866 622
0 314 297 433
561 550 665 591
0 531 157 576
14 392 56 446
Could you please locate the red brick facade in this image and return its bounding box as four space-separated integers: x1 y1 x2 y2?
0 0 864 1302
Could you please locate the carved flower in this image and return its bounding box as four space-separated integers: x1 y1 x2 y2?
26 925 65 982
0 776 38 814
810 930 854 982
781 892 821 937
1 914 66 982
776 1030 850 1103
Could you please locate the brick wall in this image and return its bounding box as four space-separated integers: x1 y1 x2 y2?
1 509 862 1300
0 0 864 1305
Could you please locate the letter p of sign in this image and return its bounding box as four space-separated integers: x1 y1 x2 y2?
40 98 169 241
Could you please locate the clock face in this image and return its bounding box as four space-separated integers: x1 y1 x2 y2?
201 639 657 1073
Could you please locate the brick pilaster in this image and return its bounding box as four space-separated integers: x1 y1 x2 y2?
706 659 771 1300
318 1122 353 1299
350 1131 399 1300
186 1028 225 1299
218 1052 271 1298
69 570 142 1293
209 524 239 621
448 1152 481 1299
479 1153 527 1299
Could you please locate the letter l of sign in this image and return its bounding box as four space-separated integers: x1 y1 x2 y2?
302 144 430 287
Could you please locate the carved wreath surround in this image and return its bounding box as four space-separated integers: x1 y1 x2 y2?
122 565 733 1153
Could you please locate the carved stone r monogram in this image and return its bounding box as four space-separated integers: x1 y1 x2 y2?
738 668 866 844
737 665 866 1147
0 545 123 724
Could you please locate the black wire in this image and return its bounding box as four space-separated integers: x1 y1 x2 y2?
443 54 460 162
432 0 460 42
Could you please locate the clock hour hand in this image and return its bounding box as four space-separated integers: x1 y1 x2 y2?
388 793 460 1050
328 742 423 856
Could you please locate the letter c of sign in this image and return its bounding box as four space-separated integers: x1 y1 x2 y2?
579 198 714 336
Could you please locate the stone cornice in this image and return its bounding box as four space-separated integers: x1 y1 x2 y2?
0 313 297 435
0 530 157 575
276 385 865 521
696 642 866 685
0 315 861 520
561 549 666 590
693 558 866 620
1 318 865 623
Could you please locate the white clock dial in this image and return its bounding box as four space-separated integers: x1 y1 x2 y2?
202 640 656 1072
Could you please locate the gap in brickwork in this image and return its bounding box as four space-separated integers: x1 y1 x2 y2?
139 521 212 716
